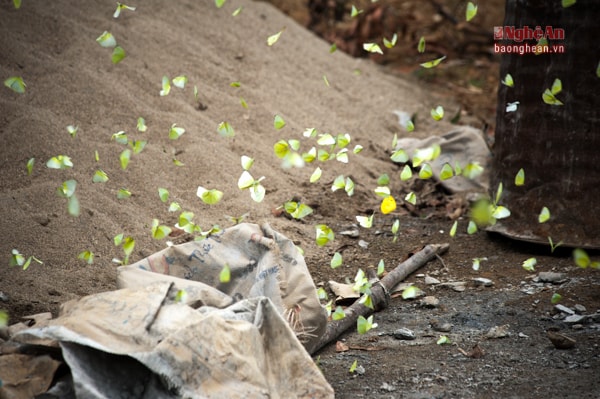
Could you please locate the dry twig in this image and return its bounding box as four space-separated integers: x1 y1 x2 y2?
311 243 450 354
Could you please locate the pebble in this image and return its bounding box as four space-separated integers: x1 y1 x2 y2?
420 296 440 308
574 304 587 314
472 277 493 287
554 304 575 315
439 281 467 292
392 327 416 340
33 215 51 227
430 319 452 332
358 240 369 249
339 229 359 238
485 324 510 339
379 382 396 392
425 276 441 285
564 314 586 324
0 292 8 302
520 287 535 295
537 272 568 284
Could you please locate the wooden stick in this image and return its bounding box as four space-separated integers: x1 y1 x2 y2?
311 243 449 354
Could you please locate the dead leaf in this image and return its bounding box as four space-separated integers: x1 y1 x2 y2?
547 328 576 349
168 227 185 237
485 324 510 339
335 341 349 352
329 280 360 302
458 343 485 358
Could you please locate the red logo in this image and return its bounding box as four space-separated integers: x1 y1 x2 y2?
493 26 504 40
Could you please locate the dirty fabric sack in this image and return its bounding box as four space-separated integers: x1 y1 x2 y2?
13 282 333 398
393 125 491 193
117 222 327 354
5 223 333 398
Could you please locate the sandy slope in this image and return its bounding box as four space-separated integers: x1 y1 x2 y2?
0 0 455 318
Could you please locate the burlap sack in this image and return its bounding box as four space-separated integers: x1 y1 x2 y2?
117 222 327 354
13 282 334 398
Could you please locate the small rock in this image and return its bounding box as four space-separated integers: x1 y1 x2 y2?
33 215 51 227
520 287 535 295
339 229 359 238
424 276 440 285
420 296 440 308
485 324 510 339
379 382 396 392
439 281 467 292
430 319 452 332
0 292 8 302
358 240 369 249
564 314 587 324
574 304 587 314
451 284 466 292
538 272 568 284
518 332 529 338
472 277 493 287
572 324 584 330
392 327 416 340
554 304 575 315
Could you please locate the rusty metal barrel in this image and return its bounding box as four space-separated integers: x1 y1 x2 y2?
490 0 600 248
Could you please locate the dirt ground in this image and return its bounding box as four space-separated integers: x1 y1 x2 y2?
0 0 598 398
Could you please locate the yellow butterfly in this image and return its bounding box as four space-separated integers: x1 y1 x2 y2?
381 196 397 215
